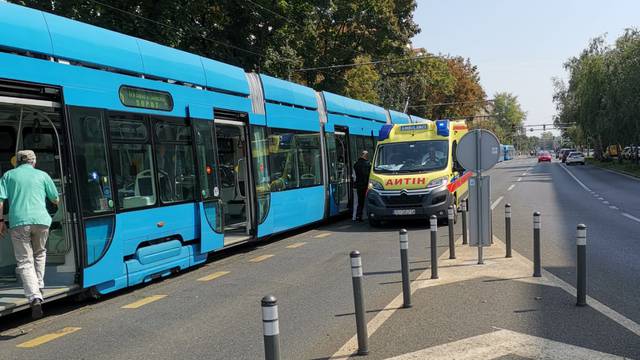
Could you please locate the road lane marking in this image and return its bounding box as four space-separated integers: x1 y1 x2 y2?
332 237 464 358
559 164 592 192
122 295 167 309
387 329 624 360
622 212 640 224
491 235 640 337
540 262 640 337
602 201 610 205
337 224 351 230
249 254 274 263
197 271 230 282
314 232 332 238
522 172 527 176
507 184 515 191
286 242 306 249
599 167 640 182
516 177 522 182
332 232 640 359
17 327 82 348
609 206 619 210
491 196 504 210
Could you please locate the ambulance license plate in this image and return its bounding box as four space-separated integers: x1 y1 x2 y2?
393 209 416 215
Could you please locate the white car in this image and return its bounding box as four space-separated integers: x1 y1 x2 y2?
565 151 585 165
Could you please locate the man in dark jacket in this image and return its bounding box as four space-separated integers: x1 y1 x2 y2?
353 150 371 221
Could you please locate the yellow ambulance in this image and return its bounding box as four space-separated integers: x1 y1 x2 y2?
366 120 470 226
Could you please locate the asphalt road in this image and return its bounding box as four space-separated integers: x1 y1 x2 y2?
0 157 638 359
490 158 640 325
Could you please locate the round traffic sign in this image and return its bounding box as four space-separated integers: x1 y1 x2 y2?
456 129 500 173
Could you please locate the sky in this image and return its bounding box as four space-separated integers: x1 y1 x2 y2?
411 0 640 136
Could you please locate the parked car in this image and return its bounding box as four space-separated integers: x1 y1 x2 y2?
538 151 552 162
561 149 576 163
622 147 632 160
565 151 585 165
556 148 568 159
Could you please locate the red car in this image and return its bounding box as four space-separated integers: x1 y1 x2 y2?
538 151 552 162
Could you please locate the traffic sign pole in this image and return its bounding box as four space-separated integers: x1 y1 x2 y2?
456 129 500 265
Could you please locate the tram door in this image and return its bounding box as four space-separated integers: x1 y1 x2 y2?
214 119 252 245
334 128 352 213
0 89 77 291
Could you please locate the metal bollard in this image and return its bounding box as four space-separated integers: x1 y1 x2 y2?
399 229 411 308
350 251 368 355
533 212 541 277
576 224 587 307
261 295 280 360
505 203 512 258
461 199 468 245
447 205 456 259
430 215 439 279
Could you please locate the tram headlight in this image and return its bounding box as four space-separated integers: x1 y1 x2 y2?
426 176 448 189
368 180 384 191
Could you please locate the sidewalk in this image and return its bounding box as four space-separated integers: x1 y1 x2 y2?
329 235 640 359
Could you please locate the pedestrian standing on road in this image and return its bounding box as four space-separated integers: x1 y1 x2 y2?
0 150 59 319
353 150 371 222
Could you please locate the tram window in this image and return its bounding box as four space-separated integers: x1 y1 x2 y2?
108 114 156 210
0 132 13 150
69 108 114 215
153 119 195 204
194 120 218 200
269 129 321 191
251 126 270 223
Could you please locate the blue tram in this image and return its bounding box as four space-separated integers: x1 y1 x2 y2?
0 2 409 315
499 144 515 161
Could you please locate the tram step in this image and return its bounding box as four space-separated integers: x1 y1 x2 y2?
125 240 190 286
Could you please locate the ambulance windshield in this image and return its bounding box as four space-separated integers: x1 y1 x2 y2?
374 140 448 173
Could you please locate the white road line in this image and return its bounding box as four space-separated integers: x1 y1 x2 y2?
330 237 463 359
522 172 527 176
501 236 640 338
516 177 522 182
622 212 640 224
609 206 619 210
541 266 640 337
598 197 605 201
559 164 592 192
507 184 515 191
602 201 610 205
599 166 640 182
491 196 504 210
387 329 623 360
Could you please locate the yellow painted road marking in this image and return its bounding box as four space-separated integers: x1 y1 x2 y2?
17 327 81 348
121 295 167 309
197 271 230 282
249 254 274 263
314 232 332 238
286 242 306 249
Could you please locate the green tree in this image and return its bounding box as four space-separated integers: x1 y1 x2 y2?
343 55 380 104
491 92 526 143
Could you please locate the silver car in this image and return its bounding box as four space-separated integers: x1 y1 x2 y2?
565 151 585 165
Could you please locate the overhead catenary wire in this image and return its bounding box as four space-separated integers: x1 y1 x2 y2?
241 0 297 25
294 55 440 72
408 99 496 109
87 0 293 61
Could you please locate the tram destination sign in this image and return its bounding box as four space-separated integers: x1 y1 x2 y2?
119 86 173 111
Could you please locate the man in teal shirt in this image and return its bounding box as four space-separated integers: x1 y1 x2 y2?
0 150 59 319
